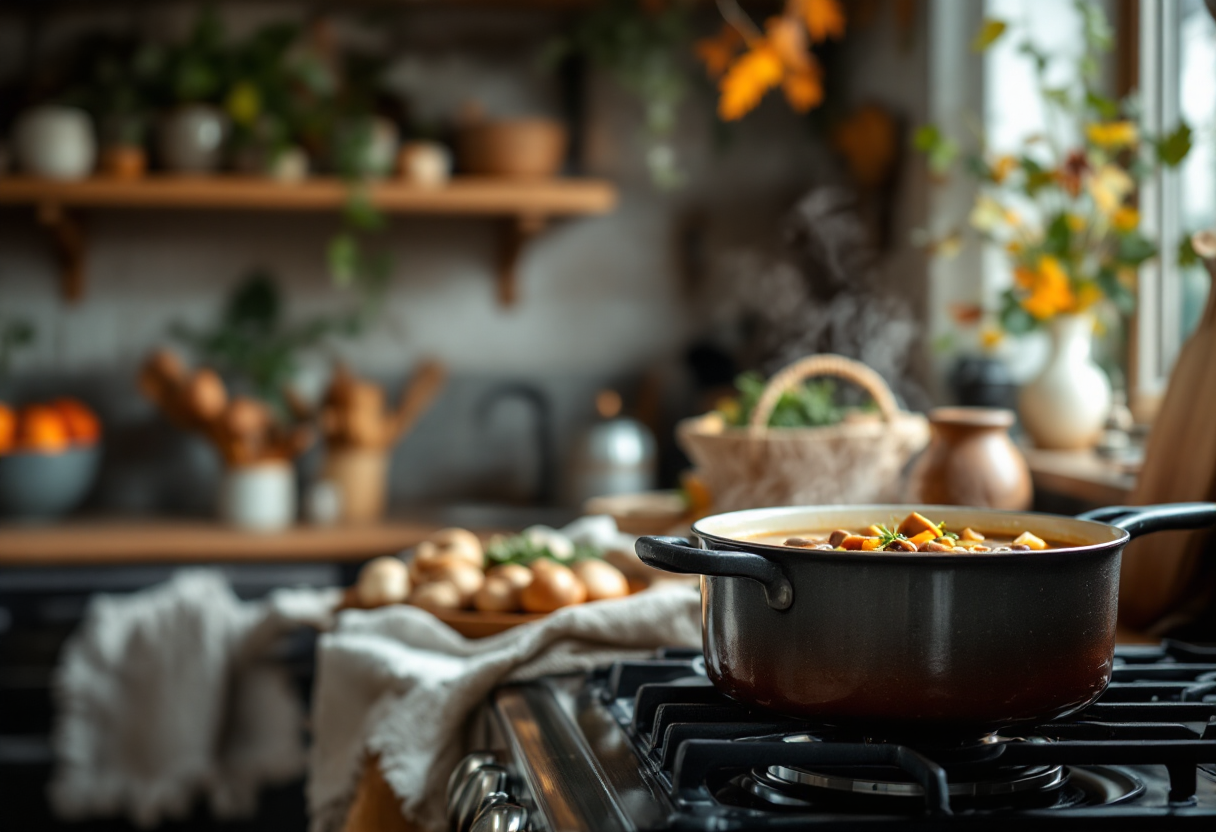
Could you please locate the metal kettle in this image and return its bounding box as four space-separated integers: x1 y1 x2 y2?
566 390 657 507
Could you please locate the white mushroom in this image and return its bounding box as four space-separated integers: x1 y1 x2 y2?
422 563 485 607
473 576 522 613
355 556 410 607
486 563 533 591
572 560 630 602
521 561 587 613
408 581 463 612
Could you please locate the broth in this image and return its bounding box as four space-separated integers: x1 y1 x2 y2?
743 510 1070 553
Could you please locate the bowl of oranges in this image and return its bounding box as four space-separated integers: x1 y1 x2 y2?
0 398 102 519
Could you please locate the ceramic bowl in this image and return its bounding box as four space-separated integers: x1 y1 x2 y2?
0 445 101 519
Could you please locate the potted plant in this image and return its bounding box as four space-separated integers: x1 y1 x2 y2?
225 22 314 181
155 8 233 173
150 270 359 529
916 3 1193 449
67 35 163 179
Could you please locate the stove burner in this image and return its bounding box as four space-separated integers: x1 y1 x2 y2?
765 762 1066 797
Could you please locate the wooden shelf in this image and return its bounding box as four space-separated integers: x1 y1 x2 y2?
0 175 618 305
0 518 441 566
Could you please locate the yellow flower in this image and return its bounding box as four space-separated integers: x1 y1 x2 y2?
1021 255 1076 320
225 82 260 126
1007 240 1024 256
1112 206 1140 232
1086 121 1138 148
718 45 784 121
991 155 1017 184
1117 266 1138 290
1074 281 1104 310
980 327 1004 350
1089 164 1134 215
1065 213 1086 233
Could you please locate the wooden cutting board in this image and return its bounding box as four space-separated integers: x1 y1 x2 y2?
1119 258 1216 631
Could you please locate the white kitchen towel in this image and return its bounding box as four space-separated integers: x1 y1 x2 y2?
50 570 341 828
308 582 702 832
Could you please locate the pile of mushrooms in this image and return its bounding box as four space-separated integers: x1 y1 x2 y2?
353 527 634 615
138 349 311 466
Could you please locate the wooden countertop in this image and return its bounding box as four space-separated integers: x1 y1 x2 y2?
1023 448 1137 505
0 519 439 566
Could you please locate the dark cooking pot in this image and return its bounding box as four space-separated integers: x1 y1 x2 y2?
636 502 1216 738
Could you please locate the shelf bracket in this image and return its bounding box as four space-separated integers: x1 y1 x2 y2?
497 214 547 307
36 201 87 302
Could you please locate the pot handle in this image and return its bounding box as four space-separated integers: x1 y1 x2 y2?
1077 502 1216 538
635 536 794 611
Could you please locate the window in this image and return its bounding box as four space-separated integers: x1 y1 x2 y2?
1137 0 1215 403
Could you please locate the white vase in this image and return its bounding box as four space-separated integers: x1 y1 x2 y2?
14 106 97 180
1018 313 1112 450
217 461 296 531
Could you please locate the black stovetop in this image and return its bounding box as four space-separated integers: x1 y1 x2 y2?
489 641 1216 831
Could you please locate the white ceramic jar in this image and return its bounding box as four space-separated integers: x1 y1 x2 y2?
217 461 296 531
1018 313 1112 450
158 104 228 173
14 106 97 180
397 141 452 187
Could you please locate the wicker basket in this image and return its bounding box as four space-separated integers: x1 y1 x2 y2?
677 354 929 512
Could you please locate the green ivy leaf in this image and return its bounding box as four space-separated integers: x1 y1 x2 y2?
1178 234 1200 269
972 19 1008 52
1085 89 1119 119
1116 232 1156 266
1097 268 1136 315
1156 121 1193 167
999 291 1037 335
1044 213 1072 256
913 124 958 174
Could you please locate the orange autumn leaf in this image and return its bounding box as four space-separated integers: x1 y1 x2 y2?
766 14 811 71
696 23 744 79
718 44 784 121
783 64 824 112
800 0 846 43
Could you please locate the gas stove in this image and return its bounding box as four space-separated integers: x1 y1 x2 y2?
448 641 1216 832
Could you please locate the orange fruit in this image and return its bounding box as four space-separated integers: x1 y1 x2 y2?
53 398 101 444
17 405 70 453
0 403 15 453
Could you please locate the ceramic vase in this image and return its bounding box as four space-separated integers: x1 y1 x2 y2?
1018 313 1112 450
906 407 1032 510
13 106 97 180
217 461 295 531
158 104 228 173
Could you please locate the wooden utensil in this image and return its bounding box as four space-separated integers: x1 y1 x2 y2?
1119 231 1216 631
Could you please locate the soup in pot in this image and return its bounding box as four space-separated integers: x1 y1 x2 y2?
745 511 1068 553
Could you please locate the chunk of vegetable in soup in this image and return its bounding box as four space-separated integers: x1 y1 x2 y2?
746 511 1067 553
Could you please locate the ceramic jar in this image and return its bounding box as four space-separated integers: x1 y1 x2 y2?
906 407 1032 510
158 105 228 173
1019 313 1112 449
217 461 296 531
14 106 97 180
397 141 452 187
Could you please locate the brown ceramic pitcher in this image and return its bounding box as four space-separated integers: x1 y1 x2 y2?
906 406 1032 510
